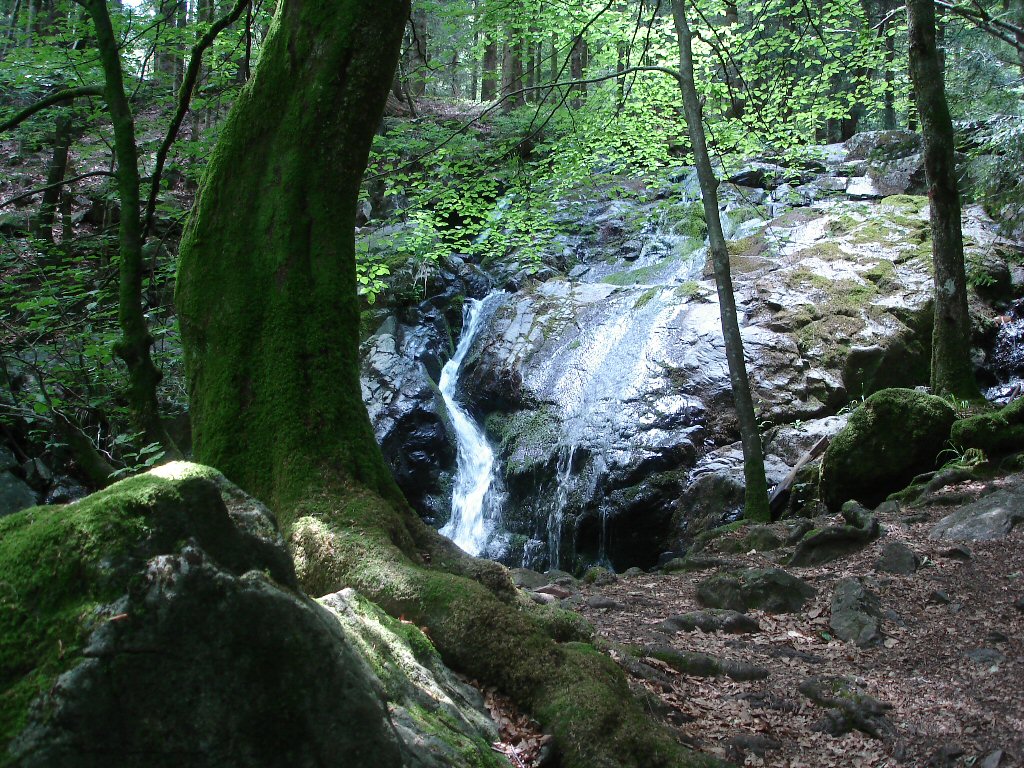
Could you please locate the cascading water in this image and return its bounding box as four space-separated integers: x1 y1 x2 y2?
439 293 503 555
547 445 577 570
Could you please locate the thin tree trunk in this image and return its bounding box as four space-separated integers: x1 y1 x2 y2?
570 36 585 108
35 113 71 243
501 37 525 109
907 0 979 399
85 0 180 457
480 37 498 100
671 0 771 521
408 6 428 97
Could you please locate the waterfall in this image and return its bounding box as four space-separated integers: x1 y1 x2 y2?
547 445 576 570
439 294 503 556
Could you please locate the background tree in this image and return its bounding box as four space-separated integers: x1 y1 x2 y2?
671 0 771 522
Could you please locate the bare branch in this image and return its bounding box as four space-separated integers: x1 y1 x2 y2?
144 0 251 236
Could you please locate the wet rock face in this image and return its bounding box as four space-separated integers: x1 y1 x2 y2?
359 131 1015 572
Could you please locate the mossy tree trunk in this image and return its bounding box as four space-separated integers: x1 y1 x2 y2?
671 0 771 522
177 2 718 766
83 0 181 457
907 0 980 401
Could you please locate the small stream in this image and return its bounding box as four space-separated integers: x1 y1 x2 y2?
438 293 504 555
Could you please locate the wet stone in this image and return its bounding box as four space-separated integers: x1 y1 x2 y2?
586 596 622 610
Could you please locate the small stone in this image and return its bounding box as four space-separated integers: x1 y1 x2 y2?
534 584 573 599
1014 596 1024 612
928 590 951 605
725 733 782 761
874 500 901 516
622 567 645 577
875 542 920 575
939 545 972 561
511 568 549 590
586 595 621 610
980 749 1004 768
928 744 965 767
528 591 558 605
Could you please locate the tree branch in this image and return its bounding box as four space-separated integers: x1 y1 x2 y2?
934 0 1024 51
144 0 250 236
0 85 102 133
0 170 115 207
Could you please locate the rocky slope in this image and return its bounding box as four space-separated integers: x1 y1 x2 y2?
360 130 1024 573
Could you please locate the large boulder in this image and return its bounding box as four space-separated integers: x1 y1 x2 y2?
1 464 500 768
929 486 1024 541
819 388 956 511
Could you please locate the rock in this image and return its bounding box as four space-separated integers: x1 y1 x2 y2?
979 749 1005 768
0 445 17 471
950 397 1024 458
964 647 1005 665
789 501 880 567
875 541 920 575
1 463 498 768
658 609 760 635
510 567 549 590
726 162 798 190
844 130 922 161
622 566 645 577
586 595 622 610
661 555 734 572
0 471 36 517
829 577 884 647
929 488 1024 541
1014 595 1024 612
939 544 973 560
528 591 558 605
697 568 815 614
44 476 88 505
582 566 618 586
928 590 952 604
798 675 895 740
819 388 956 512
928 744 965 767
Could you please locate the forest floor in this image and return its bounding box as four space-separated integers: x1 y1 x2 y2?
530 474 1024 768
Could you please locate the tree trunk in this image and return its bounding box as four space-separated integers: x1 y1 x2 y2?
671 0 771 521
177 2 718 766
407 6 429 97
501 37 525 109
907 0 979 400
86 0 180 457
570 35 586 107
35 113 71 243
480 37 498 100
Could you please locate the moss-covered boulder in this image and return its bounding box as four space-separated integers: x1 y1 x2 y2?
0 464 499 768
819 388 956 511
950 397 1024 457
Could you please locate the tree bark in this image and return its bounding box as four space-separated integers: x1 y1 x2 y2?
178 1 719 765
84 0 180 456
671 0 771 521
907 0 980 399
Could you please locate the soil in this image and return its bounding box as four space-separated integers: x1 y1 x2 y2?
566 475 1024 768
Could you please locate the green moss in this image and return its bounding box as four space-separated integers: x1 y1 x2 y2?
633 287 659 310
407 705 505 768
602 258 678 287
674 280 704 300
726 233 769 259
881 194 929 214
662 200 707 239
827 214 861 236
950 397 1024 457
690 520 748 553
792 242 845 262
0 467 233 749
863 259 897 291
